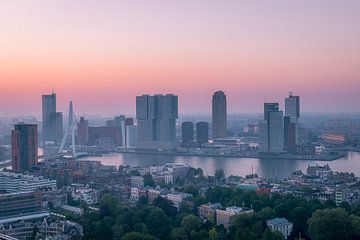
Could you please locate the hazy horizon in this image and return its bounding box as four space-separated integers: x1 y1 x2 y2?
1 1 359 116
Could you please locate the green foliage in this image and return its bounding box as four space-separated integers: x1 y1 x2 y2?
181 214 201 234
208 227 217 240
152 196 177 217
308 208 353 240
262 228 284 240
215 169 225 184
80 184 360 240
129 170 140 176
143 173 155 187
121 231 159 240
145 208 171 238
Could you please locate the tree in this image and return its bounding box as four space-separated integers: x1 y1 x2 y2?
215 169 225 184
308 208 353 240
258 207 276 220
153 196 177 217
143 173 155 187
262 229 284 240
121 231 158 240
209 227 217 240
129 170 141 176
181 214 201 234
170 227 188 240
99 194 120 217
145 208 171 238
31 226 38 240
289 207 310 238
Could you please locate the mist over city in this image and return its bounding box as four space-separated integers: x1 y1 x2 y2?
1 1 360 240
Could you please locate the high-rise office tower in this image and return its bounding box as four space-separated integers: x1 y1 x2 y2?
212 91 227 139
181 122 194 145
285 93 300 119
115 115 126 146
42 92 63 144
126 125 138 147
259 103 284 153
284 116 296 152
77 117 89 145
11 124 38 171
284 93 300 149
136 94 178 149
196 122 209 145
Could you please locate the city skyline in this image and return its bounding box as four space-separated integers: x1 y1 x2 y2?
0 1 359 115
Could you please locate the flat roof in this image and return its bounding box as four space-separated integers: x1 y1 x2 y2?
0 212 50 224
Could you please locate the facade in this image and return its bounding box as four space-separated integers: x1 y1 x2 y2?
198 203 222 222
166 192 192 210
11 124 38 171
0 171 56 193
114 115 126 146
285 94 300 119
284 116 297 152
136 94 178 149
266 218 293 239
212 91 227 139
77 117 89 145
0 212 50 240
259 103 284 153
88 127 122 147
0 192 44 219
216 207 253 229
196 122 209 145
42 93 63 144
181 122 194 145
125 125 138 147
285 93 300 147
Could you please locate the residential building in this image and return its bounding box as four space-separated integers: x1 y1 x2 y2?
125 125 138 147
77 117 89 145
259 103 284 153
266 218 293 239
212 91 227 139
136 94 178 149
181 122 194 145
88 126 122 147
196 122 209 145
0 192 44 219
198 203 222 222
11 124 38 171
216 207 253 229
42 93 63 144
0 171 56 193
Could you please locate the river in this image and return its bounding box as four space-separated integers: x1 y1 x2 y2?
84 151 360 180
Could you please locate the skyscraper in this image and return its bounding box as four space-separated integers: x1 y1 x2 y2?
12 124 38 171
136 94 178 149
212 91 227 139
284 93 300 149
196 122 209 146
285 93 300 119
259 103 284 153
181 122 194 145
114 115 126 146
42 92 63 144
77 117 89 145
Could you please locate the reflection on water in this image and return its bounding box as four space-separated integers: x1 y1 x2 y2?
86 151 360 179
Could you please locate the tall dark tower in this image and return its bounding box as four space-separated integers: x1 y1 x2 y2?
42 92 63 144
212 91 227 139
12 123 38 171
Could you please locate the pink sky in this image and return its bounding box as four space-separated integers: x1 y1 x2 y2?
0 1 359 116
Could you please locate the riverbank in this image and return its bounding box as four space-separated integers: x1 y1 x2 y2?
115 149 345 161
